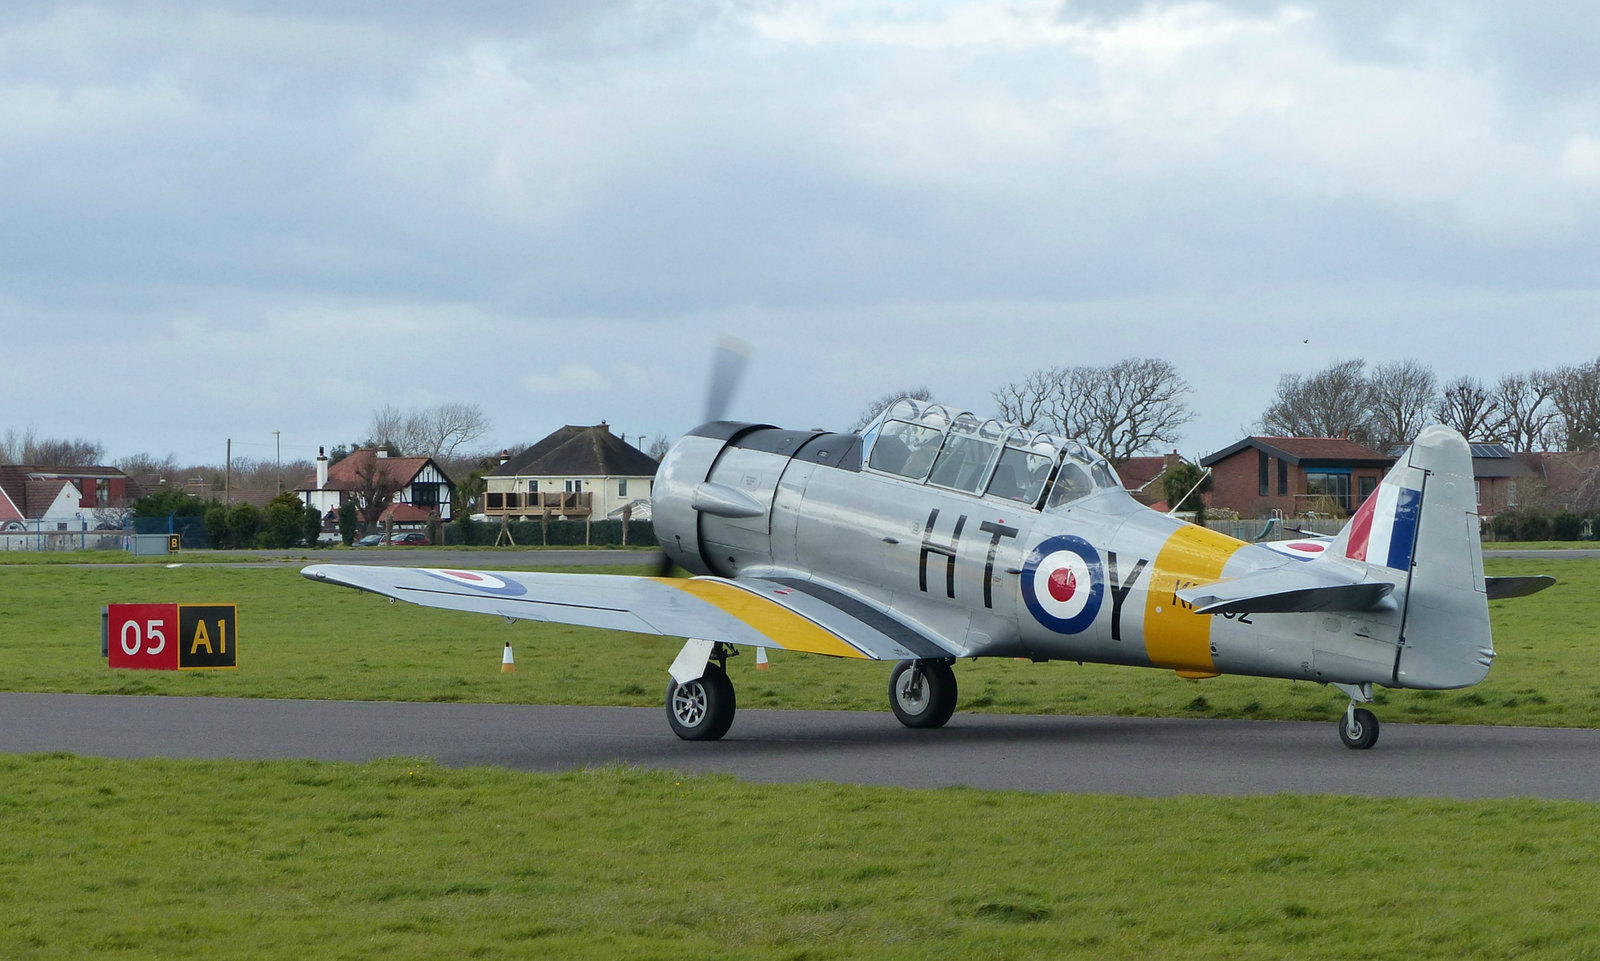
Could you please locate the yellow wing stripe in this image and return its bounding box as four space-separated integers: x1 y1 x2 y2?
667 579 869 659
1143 525 1245 672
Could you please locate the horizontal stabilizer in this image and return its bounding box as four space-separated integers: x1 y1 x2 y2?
1177 567 1395 615
1188 582 1394 615
1484 575 1557 600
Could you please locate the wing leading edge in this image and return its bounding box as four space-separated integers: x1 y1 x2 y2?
300 564 954 662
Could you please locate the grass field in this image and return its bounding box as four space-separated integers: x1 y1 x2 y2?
2 754 1597 961
4 554 1598 959
0 555 1596 726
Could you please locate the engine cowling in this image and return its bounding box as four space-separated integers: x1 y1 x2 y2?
653 421 862 577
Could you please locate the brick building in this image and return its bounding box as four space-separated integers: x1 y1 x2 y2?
1201 437 1394 518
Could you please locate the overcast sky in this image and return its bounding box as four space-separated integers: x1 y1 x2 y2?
3 0 1596 468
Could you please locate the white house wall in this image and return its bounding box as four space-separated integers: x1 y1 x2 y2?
489 474 653 519
35 482 93 530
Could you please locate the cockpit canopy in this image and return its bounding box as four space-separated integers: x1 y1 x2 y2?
859 399 1122 511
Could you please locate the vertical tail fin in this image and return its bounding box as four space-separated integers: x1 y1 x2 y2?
1331 425 1492 689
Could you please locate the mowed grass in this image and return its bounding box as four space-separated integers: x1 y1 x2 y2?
3 753 1598 961
0 557 1596 726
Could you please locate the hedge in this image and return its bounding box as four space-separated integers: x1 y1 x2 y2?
443 518 656 548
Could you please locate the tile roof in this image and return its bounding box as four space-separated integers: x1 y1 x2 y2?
379 502 436 523
490 425 659 479
0 464 134 518
295 450 441 492
1202 436 1394 468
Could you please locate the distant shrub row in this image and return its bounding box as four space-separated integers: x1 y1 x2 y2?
443 517 657 548
1485 507 1598 542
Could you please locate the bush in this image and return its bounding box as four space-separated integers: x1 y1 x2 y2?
130 488 209 519
439 518 656 548
225 502 261 550
257 493 307 548
1551 512 1585 541
1491 507 1553 542
338 501 358 547
302 506 323 547
203 506 228 549
1522 511 1552 541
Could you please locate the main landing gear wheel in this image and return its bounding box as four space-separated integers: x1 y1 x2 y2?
1339 706 1380 750
666 663 736 741
889 659 957 729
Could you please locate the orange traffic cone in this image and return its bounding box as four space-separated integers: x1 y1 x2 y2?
501 642 515 673
755 646 769 670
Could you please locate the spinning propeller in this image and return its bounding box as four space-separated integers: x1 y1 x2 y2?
653 335 751 577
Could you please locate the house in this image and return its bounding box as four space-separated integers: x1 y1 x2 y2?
1439 443 1539 517
0 464 142 530
1475 448 1600 516
295 448 455 527
1115 451 1191 509
484 422 658 522
1200 437 1394 518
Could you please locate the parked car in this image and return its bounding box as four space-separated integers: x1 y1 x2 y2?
385 531 431 546
355 533 383 546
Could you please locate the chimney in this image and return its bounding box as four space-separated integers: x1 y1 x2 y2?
499 449 510 467
600 420 610 434
316 446 328 490
1163 450 1180 471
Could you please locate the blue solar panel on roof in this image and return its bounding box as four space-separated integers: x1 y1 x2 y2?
1470 444 1511 458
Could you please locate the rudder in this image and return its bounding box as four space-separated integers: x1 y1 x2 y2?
1332 425 1491 689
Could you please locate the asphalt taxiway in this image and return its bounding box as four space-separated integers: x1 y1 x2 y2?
4 692 1597 800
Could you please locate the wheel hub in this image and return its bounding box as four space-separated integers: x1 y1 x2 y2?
672 680 708 726
894 670 927 715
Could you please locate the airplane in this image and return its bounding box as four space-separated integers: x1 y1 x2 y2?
303 395 1554 749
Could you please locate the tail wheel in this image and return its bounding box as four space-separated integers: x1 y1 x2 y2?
889 659 958 729
666 663 737 741
1338 706 1380 749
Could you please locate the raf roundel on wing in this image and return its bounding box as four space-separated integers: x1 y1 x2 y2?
1021 535 1104 634
424 570 529 597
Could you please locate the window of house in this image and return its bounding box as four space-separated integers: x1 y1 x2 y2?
1305 470 1353 512
96 478 110 507
1359 475 1378 505
618 478 628 497
1277 460 1289 496
528 479 539 493
565 479 582 493
1258 451 1269 497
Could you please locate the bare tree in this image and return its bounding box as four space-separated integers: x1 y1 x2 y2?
1434 376 1498 441
646 434 672 461
993 369 1064 430
1367 359 1439 453
367 403 491 461
366 405 408 451
850 387 934 433
407 402 491 461
0 427 36 464
1547 358 1600 451
993 359 1191 464
1076 358 1194 465
1259 359 1374 444
0 429 106 465
350 453 406 534
1491 371 1559 451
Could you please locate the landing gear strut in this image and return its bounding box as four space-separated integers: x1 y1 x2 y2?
889 659 958 729
666 642 737 741
1333 682 1380 750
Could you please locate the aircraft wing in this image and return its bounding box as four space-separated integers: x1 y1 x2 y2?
300 564 955 662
